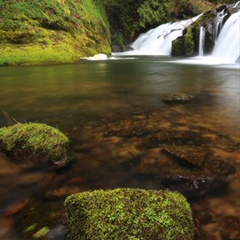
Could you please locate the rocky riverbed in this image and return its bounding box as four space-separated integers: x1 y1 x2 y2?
0 91 239 239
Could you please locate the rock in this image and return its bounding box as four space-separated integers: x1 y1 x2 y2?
65 188 195 240
0 123 69 168
161 173 228 198
132 171 228 199
205 158 236 176
46 224 68 240
162 145 208 168
161 93 195 103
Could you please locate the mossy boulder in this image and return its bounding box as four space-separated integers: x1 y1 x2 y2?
64 188 195 240
0 123 69 167
0 0 111 65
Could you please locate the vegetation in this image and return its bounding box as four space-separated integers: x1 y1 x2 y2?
102 0 216 49
65 188 194 240
103 0 237 50
0 123 69 167
0 0 111 65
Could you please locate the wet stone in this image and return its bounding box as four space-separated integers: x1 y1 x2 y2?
160 173 229 198
162 145 209 168
205 158 236 176
161 93 195 103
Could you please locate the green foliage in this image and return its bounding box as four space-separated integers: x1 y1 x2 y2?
137 0 175 29
0 0 111 65
102 0 143 47
102 0 215 48
0 0 71 31
65 188 194 240
184 28 195 56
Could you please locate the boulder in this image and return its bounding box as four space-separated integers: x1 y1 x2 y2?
0 123 69 167
64 188 195 240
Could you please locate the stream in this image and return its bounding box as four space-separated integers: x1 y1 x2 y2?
0 56 239 239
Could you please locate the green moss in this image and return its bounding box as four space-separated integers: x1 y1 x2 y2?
64 188 194 240
184 28 196 56
0 0 111 65
0 123 69 166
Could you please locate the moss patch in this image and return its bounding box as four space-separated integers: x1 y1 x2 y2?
0 123 69 167
64 188 194 240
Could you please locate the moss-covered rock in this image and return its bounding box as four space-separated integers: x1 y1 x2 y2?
64 188 194 240
0 123 69 167
0 0 111 65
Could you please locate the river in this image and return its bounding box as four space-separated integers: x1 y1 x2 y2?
0 56 239 239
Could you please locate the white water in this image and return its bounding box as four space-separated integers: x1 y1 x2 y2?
198 26 205 56
214 9 227 41
113 15 201 56
113 6 240 66
212 10 240 63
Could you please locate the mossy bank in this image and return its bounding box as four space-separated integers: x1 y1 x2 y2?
65 188 195 240
0 0 111 65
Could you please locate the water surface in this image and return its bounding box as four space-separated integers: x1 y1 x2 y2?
0 57 239 239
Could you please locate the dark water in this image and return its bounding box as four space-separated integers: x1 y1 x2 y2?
0 57 239 239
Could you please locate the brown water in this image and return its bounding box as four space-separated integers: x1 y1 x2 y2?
0 57 239 239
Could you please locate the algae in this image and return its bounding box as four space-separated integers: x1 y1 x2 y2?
64 188 194 240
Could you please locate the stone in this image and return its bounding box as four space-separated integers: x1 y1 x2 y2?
161 93 195 103
0 123 69 168
65 188 195 240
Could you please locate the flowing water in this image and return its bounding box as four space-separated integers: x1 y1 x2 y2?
0 57 239 239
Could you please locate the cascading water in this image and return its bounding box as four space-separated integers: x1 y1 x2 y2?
213 9 228 41
198 26 206 56
113 2 240 65
212 10 240 63
113 15 201 56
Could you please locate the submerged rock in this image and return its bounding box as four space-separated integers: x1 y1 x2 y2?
65 188 195 240
161 93 195 103
0 123 69 168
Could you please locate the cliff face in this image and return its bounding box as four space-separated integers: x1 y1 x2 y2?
0 0 111 65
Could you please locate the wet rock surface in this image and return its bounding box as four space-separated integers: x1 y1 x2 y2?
161 93 196 103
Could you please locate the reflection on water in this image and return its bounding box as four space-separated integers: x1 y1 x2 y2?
0 57 239 239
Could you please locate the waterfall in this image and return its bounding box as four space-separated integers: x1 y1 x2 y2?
112 2 240 64
198 26 205 56
214 9 227 41
212 10 240 63
114 14 201 56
